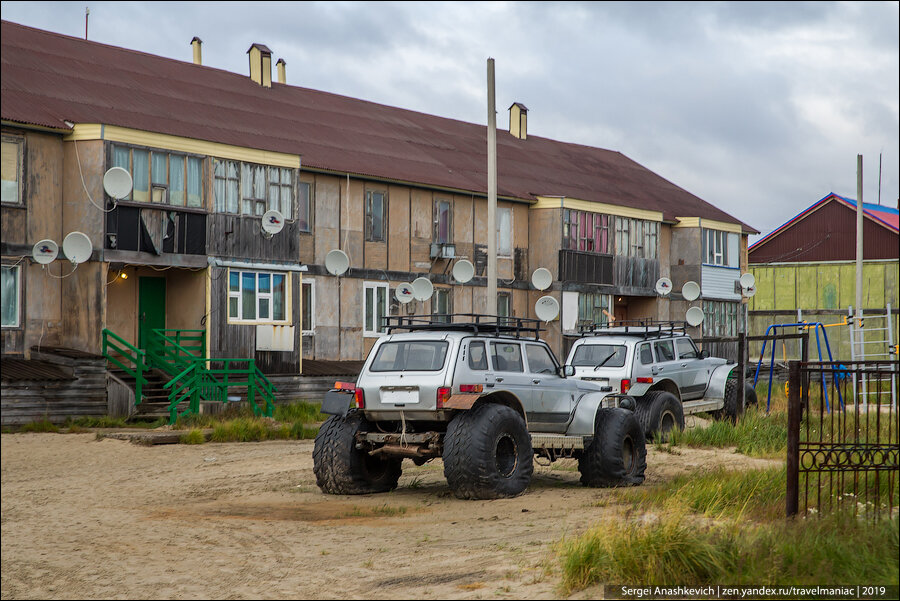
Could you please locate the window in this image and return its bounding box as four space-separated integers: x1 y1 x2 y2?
571 344 627 368
297 181 311 232
676 338 698 359
364 282 389 336
490 341 523 372
468 341 488 370
113 145 203 207
638 343 654 365
365 189 386 241
1 136 23 204
434 199 452 244
432 288 451 324
213 159 294 219
370 340 449 372
525 344 557 374
497 206 512 256
702 300 741 337
1 265 20 327
577 292 611 328
497 292 511 323
702 229 739 267
301 279 315 335
616 217 659 259
654 340 676 362
563 210 610 253
228 270 288 323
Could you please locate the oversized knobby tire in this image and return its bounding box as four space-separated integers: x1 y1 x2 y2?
635 391 684 442
579 408 647 487
313 410 402 495
718 378 744 424
442 403 534 500
744 381 758 407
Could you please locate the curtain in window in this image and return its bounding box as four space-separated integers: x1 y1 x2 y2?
297 182 310 231
169 155 185 206
1 266 17 326
151 152 167 185
280 169 292 220
497 207 511 255
187 157 202 208
273 274 286 321
268 168 280 214
132 149 149 202
241 272 256 320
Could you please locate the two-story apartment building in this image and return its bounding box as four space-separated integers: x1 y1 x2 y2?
1 20 756 412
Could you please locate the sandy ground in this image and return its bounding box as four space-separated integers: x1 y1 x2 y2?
2 420 780 600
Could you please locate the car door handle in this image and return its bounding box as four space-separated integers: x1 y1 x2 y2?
681 363 687 367
495 377 504 382
532 379 541 384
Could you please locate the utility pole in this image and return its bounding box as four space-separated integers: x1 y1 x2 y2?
85 7 90 40
856 154 863 348
486 58 497 314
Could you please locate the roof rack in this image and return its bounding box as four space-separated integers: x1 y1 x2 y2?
384 314 542 340
577 319 688 340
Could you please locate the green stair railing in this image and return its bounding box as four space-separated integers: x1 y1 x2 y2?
102 329 148 404
102 327 277 424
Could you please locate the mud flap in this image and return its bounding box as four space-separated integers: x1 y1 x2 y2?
321 390 354 417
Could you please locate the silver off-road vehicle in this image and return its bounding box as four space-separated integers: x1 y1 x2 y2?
313 315 647 500
565 321 756 441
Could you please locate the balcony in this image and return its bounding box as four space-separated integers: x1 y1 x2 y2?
558 250 613 285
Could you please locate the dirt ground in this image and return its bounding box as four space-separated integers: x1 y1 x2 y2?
1 420 780 600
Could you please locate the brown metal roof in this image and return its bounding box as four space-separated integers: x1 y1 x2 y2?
1 358 74 382
1 20 756 232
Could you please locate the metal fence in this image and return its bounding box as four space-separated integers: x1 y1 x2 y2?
786 360 899 520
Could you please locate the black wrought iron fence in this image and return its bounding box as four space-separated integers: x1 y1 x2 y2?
787 360 899 520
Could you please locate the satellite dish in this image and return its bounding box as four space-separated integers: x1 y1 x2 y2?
654 277 673 296
62 231 92 264
261 210 285 237
535 295 560 322
32 239 59 264
742 285 757 298
686 306 705 327
412 277 434 301
739 273 756 289
324 249 350 276
452 259 475 284
682 281 700 302
395 283 415 304
102 167 133 200
531 268 552 291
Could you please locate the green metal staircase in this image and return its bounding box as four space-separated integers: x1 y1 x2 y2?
102 328 276 424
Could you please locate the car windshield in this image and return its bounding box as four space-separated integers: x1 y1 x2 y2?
571 344 627 368
370 340 450 372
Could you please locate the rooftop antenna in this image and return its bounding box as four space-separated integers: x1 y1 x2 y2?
85 7 90 40
878 151 882 206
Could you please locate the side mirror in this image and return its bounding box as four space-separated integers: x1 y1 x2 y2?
559 365 576 377
699 349 709 359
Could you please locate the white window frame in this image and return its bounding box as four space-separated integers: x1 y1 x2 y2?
1 136 24 205
432 287 452 323
1 264 21 328
301 278 315 335
227 269 290 324
703 228 729 266
363 281 389 337
297 181 311 233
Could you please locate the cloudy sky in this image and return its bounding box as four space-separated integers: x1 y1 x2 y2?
2 1 898 240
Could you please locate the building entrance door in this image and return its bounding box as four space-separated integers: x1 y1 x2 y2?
138 277 166 350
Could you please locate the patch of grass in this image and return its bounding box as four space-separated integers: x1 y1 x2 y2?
67 423 91 434
274 401 327 424
19 419 60 433
670 407 788 458
557 512 899 593
289 422 320 439
179 429 206 444
209 418 272 442
66 416 165 429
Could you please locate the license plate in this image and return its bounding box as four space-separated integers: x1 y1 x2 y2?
381 388 419 405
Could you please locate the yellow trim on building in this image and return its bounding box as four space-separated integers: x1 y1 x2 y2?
64 123 301 168
675 217 742 233
531 196 662 221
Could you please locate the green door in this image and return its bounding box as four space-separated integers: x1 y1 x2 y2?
138 277 166 350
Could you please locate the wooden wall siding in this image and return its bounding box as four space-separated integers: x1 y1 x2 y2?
750 201 899 263
410 189 433 269
313 177 341 266
558 250 614 285
207 213 298 262
2 330 24 355
298 176 316 264
339 278 362 361
514 248 528 282
528 208 562 280
59 262 105 354
62 140 105 246
388 186 411 272
0 351 107 426
1 206 27 245
614 256 660 292
208 268 301 375
749 260 899 312
344 180 364 268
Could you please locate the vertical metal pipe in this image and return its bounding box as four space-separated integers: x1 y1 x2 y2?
786 360 801 517
856 155 864 355
486 58 497 314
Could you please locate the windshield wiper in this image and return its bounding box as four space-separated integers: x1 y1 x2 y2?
594 353 615 371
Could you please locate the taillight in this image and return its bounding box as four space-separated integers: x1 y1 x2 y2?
621 379 631 393
354 387 365 409
459 384 483 393
334 381 356 390
636 377 653 384
436 386 451 409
